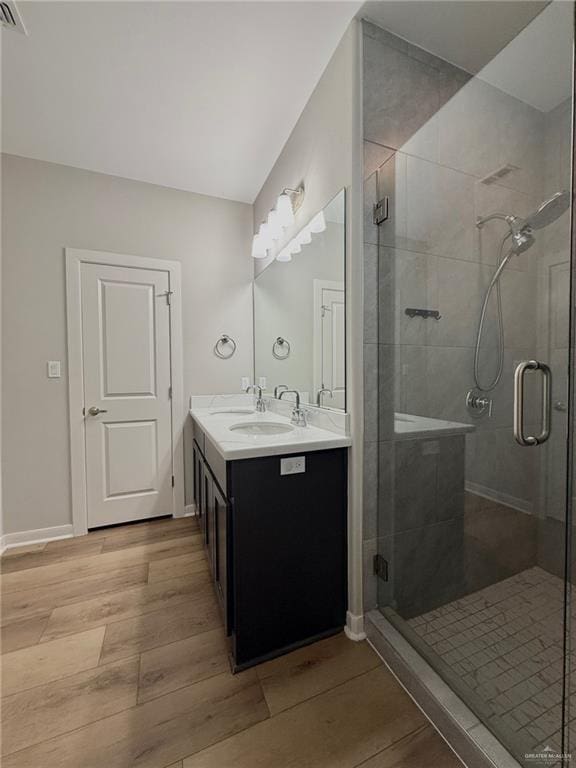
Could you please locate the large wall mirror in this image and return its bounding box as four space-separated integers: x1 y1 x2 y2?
254 189 346 411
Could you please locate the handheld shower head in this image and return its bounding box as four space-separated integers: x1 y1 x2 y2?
476 190 570 240
524 190 570 230
510 229 535 254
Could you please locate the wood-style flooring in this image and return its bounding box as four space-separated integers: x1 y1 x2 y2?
0 515 464 767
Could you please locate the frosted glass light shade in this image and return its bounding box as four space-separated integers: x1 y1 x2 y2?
309 211 326 234
298 226 312 246
276 246 292 262
251 233 268 259
276 193 295 227
259 222 274 250
288 238 301 255
267 210 283 241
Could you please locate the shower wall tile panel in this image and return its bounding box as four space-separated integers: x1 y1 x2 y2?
364 243 378 343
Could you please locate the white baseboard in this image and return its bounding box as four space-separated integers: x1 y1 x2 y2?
0 524 74 554
184 504 197 517
345 611 366 641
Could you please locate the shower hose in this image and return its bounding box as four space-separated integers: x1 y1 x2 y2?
473 233 514 393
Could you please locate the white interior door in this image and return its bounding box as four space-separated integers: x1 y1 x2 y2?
314 281 345 410
81 262 173 528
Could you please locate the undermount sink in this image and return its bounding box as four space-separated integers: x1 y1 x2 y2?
229 421 295 436
210 408 256 415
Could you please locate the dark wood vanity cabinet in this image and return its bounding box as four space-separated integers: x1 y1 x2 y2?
191 429 347 671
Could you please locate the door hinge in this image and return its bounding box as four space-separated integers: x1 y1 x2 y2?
156 290 173 306
171 475 175 488
373 196 390 226
373 554 389 581
168 386 172 400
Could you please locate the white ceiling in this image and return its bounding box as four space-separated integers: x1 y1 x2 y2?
361 1 573 113
2 1 360 203
479 1 573 112
360 1 549 75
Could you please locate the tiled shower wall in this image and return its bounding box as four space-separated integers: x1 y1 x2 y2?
536 97 572 575
362 20 568 610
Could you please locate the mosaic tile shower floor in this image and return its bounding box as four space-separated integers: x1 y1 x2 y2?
407 567 573 762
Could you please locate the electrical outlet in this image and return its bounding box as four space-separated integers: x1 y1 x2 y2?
280 456 306 475
47 360 61 378
258 376 267 390
241 377 250 391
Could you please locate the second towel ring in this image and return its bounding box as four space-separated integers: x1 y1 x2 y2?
214 334 237 359
272 337 291 360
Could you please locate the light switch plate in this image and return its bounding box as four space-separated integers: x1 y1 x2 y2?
280 456 305 475
241 377 250 391
258 376 267 389
47 360 61 378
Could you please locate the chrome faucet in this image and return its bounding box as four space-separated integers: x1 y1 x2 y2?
245 385 266 413
274 384 288 399
316 388 333 406
278 389 307 426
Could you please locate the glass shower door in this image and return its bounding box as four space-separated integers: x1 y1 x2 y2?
363 4 575 765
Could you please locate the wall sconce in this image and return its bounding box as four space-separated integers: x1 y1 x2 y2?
252 187 304 259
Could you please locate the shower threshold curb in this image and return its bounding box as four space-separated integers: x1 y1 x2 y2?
365 610 523 768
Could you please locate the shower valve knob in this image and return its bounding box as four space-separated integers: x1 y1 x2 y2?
466 390 492 418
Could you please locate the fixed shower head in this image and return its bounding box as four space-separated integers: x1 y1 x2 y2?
476 190 570 240
524 190 570 231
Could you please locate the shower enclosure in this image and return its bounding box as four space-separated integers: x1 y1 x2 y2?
362 3 575 765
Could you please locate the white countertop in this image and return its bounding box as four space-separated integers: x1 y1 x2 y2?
190 407 352 460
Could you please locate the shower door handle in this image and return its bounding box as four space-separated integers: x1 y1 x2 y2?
513 360 552 446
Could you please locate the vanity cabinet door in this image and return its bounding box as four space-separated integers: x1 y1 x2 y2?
192 443 200 510
213 482 230 634
203 469 216 575
194 445 206 541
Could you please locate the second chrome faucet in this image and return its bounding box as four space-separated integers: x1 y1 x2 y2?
278 389 307 427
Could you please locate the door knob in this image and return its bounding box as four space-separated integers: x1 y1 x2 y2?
87 406 108 416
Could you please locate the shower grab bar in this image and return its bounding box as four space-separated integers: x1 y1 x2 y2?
513 360 552 447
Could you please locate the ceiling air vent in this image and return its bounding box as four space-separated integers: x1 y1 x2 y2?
479 164 519 185
0 1 27 34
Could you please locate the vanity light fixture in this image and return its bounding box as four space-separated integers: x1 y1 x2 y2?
276 192 296 227
251 233 268 259
276 246 292 262
309 211 326 234
297 226 312 246
251 186 304 259
258 222 274 251
267 210 283 241
288 237 302 254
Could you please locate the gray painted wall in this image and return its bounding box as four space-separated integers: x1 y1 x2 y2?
2 154 254 535
252 23 366 625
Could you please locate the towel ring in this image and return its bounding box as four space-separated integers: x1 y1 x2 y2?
272 337 291 360
214 335 237 360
